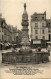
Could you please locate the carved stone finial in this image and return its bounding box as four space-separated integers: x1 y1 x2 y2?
24 3 26 10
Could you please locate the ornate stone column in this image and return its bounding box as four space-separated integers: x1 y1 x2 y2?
21 3 30 46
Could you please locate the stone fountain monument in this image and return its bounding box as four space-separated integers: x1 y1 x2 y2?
19 3 32 54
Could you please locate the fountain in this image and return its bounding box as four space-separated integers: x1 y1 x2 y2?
19 3 32 54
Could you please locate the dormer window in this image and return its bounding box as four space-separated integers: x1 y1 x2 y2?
42 17 44 20
35 17 37 18
35 17 37 20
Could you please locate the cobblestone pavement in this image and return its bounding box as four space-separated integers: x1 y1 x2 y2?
0 49 51 79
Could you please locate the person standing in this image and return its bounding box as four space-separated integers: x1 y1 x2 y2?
47 44 50 56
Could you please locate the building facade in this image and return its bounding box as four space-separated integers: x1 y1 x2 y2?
31 12 48 48
46 19 51 45
0 15 4 42
0 14 18 44
11 26 17 43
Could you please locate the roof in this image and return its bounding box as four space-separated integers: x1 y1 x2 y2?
31 12 46 21
0 18 5 22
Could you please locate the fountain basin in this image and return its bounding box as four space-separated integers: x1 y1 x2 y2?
2 50 49 64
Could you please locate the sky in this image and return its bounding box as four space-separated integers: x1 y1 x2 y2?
0 0 51 34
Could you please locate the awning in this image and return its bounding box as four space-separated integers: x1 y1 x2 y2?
33 41 41 44
8 42 11 45
5 43 9 46
13 44 17 46
21 41 30 45
0 43 4 45
47 41 51 43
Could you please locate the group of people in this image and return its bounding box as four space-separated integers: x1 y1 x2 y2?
0 42 12 50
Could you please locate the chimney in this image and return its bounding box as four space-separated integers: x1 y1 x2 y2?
44 11 46 15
